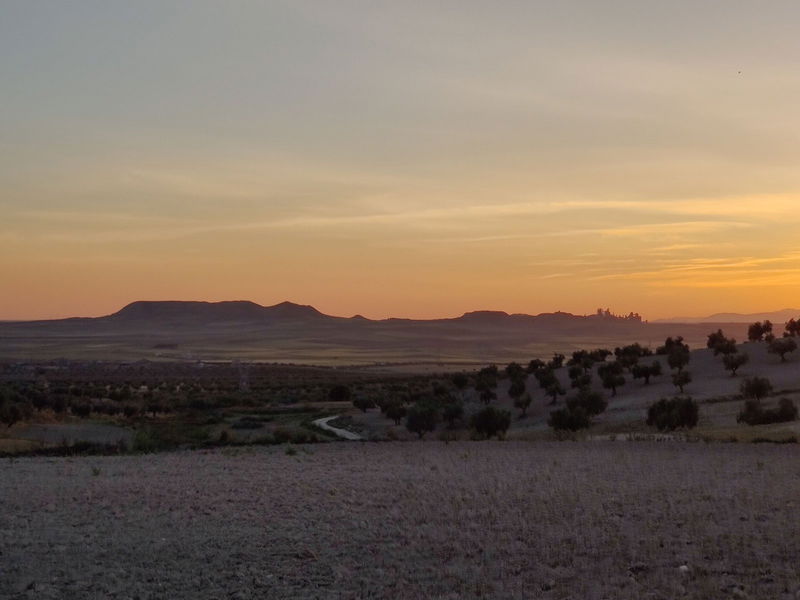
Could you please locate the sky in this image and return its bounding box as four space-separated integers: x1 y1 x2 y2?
2 1 800 320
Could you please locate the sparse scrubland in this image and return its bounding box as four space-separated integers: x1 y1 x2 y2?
3 442 800 599
2 320 800 599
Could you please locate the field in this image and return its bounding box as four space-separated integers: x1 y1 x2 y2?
3 442 800 600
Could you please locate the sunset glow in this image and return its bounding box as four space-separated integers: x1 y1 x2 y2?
3 2 800 320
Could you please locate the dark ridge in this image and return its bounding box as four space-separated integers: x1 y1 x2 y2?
108 300 327 323
457 310 511 321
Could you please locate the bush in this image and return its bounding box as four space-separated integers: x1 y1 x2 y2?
646 397 699 431
737 397 798 425
768 337 798 362
723 352 748 376
470 406 511 439
406 403 439 439
352 397 376 413
566 390 607 416
741 376 773 401
442 400 464 426
384 401 407 425
672 371 691 393
548 407 590 431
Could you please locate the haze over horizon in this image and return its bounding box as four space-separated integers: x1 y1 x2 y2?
3 2 800 321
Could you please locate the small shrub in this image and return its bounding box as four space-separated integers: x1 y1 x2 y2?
384 402 407 425
723 352 748 376
405 403 439 439
470 406 511 439
741 376 773 401
548 407 590 431
737 397 798 425
353 397 376 413
646 397 698 431
442 401 464 426
566 390 607 417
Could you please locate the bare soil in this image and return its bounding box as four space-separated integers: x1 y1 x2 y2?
2 442 800 599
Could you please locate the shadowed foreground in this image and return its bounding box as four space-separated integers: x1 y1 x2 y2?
2 442 800 599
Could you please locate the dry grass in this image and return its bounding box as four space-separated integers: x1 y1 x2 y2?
2 442 800 599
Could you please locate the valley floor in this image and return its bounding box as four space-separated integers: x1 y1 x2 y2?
3 442 800 599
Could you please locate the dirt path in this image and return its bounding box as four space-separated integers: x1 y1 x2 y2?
312 415 362 440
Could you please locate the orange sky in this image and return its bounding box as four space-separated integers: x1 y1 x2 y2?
2 2 800 320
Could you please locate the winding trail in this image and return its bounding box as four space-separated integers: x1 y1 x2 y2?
312 415 363 441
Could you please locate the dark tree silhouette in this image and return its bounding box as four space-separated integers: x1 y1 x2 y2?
476 365 499 404
567 350 595 374
514 393 533 417
566 390 607 416
672 371 691 393
741 376 773 401
470 406 511 439
505 362 526 381
631 360 663 385
786 318 800 337
451 373 469 400
548 406 590 431
442 400 464 427
536 368 565 404
667 348 690 372
479 388 497 405
748 320 773 342
383 401 407 425
405 403 439 439
723 352 749 376
738 397 798 425
527 359 546 374
352 397 375 413
647 397 698 431
707 330 737 356
656 336 689 356
589 348 612 363
614 343 651 370
707 329 726 350
508 379 526 402
768 336 798 362
548 353 565 369
598 361 625 396
545 382 566 404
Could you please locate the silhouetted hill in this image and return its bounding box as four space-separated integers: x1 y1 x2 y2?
0 300 751 363
108 300 327 323
655 309 800 324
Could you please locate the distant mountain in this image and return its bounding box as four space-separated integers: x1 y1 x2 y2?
0 299 748 363
654 309 800 324
6 301 649 329
108 300 327 323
